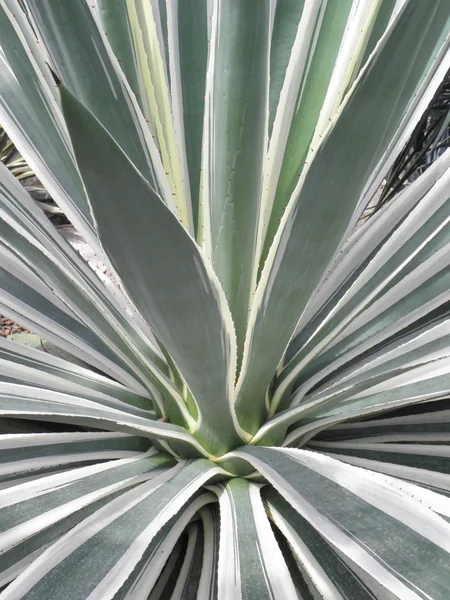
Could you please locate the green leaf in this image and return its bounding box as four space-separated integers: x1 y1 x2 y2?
312 438 450 489
267 0 304 139
256 352 450 448
235 446 450 599
290 239 450 406
196 505 220 599
0 263 142 392
266 488 390 600
147 537 185 600
0 431 151 484
296 314 450 415
0 451 169 546
154 0 170 69
358 0 397 76
0 345 153 419
118 492 216 599
124 0 194 230
0 383 209 458
96 0 143 118
0 450 172 586
0 336 153 411
236 0 450 433
317 404 450 442
216 478 297 599
275 149 450 412
203 0 271 363
285 146 450 350
0 157 178 390
59 85 245 455
311 403 450 495
25 0 169 203
260 0 353 267
169 523 204 599
2 460 222 599
0 3 96 245
170 0 208 235
0 162 189 422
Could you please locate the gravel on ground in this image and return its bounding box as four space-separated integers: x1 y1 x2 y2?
0 316 29 338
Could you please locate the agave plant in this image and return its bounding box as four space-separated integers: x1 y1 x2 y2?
1 0 450 597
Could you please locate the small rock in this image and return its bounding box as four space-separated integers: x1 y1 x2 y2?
4 320 13 326
3 329 10 336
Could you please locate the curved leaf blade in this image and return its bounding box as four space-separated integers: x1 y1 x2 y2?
236 0 450 433
59 86 244 455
